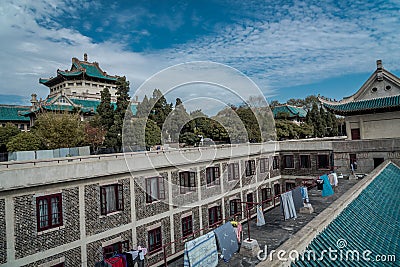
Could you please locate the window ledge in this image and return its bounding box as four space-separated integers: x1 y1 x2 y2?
99 210 122 218
37 225 65 235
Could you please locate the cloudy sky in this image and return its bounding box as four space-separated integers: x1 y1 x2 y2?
1 0 400 106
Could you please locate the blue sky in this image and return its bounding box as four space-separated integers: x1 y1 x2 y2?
0 0 400 107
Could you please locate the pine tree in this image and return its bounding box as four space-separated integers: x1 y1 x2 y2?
104 76 131 151
97 88 114 130
149 89 172 129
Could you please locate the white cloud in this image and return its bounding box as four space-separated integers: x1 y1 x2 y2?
1 0 400 106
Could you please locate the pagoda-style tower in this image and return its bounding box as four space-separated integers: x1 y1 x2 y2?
39 53 119 101
319 60 400 140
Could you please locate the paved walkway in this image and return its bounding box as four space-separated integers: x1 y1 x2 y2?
166 178 359 267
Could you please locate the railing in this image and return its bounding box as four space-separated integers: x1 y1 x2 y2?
0 142 265 169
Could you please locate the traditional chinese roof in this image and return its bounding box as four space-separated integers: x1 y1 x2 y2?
294 162 400 266
22 94 137 116
0 105 30 122
319 60 400 115
272 105 307 119
39 54 118 87
322 94 400 115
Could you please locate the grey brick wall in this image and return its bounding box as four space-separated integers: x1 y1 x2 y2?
223 193 243 221
134 172 169 221
136 217 171 266
201 199 223 229
172 208 200 254
87 229 132 266
21 247 81 267
221 162 241 193
279 152 333 177
14 187 80 259
200 165 222 200
0 199 6 264
241 159 257 187
171 169 199 208
85 178 131 236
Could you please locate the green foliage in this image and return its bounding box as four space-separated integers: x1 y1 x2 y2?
104 76 131 151
179 132 201 146
6 132 42 152
84 122 106 152
163 98 191 142
236 106 262 143
275 120 314 140
0 123 20 152
33 113 85 149
97 88 114 130
123 118 161 151
149 89 172 129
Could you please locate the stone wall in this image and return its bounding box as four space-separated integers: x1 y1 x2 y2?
14 187 80 259
135 217 171 266
85 178 131 236
86 230 132 266
171 169 199 208
134 172 170 221
172 208 200 254
21 247 81 267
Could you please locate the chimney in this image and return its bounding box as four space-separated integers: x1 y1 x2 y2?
376 60 383 81
84 53 88 61
376 59 383 70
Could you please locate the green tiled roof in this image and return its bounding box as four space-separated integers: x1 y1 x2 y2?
58 70 83 77
77 62 117 81
322 95 400 115
293 163 400 266
272 105 307 118
0 105 30 122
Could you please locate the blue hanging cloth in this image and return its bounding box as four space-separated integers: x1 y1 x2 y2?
320 174 334 197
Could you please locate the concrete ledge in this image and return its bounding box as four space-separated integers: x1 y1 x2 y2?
257 161 392 267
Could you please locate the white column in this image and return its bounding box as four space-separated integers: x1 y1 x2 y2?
78 185 87 267
168 171 175 253
5 196 15 263
130 177 137 248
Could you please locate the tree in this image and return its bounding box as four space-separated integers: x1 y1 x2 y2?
104 76 131 151
136 95 152 118
269 100 281 109
0 123 20 152
179 132 201 146
163 98 191 142
84 122 106 152
236 105 262 143
33 113 85 149
149 89 172 129
123 118 161 151
96 88 115 130
286 98 305 107
6 132 42 152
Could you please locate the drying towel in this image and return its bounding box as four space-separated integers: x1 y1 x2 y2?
214 222 239 262
184 231 218 267
321 174 334 197
292 187 303 210
256 204 266 226
300 187 309 203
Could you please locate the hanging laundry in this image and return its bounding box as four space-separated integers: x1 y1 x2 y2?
332 172 338 186
256 205 266 226
95 260 112 267
291 187 303 210
184 231 218 267
300 186 309 203
104 256 125 267
328 174 335 186
213 222 239 262
320 174 334 197
280 191 297 220
316 179 324 190
125 250 144 267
